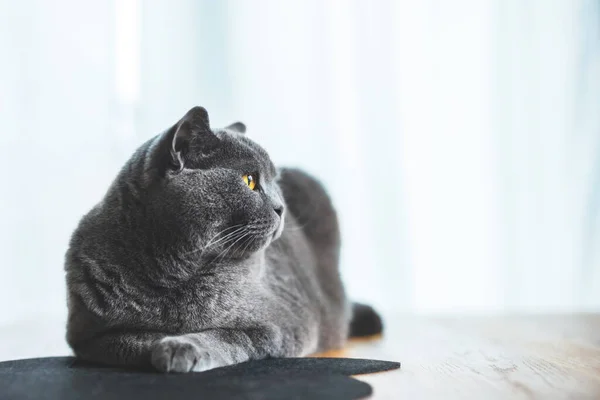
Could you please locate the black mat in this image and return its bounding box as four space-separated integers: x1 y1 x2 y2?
0 357 400 400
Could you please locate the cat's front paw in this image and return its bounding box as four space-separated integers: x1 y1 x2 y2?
151 336 215 373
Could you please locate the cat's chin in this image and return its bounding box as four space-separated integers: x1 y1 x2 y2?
272 216 284 241
217 233 274 260
243 235 274 254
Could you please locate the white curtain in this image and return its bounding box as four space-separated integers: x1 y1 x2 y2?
0 0 598 326
0 0 118 324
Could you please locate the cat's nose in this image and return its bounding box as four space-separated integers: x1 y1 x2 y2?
273 205 284 218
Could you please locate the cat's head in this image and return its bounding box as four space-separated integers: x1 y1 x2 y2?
142 106 285 260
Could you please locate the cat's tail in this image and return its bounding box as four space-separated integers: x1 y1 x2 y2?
348 303 384 338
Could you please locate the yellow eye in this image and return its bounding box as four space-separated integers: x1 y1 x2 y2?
242 174 256 190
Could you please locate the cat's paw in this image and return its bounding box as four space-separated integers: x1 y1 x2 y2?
151 336 215 373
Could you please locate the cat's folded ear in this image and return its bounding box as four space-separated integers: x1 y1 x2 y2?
225 122 246 134
173 106 211 150
148 107 219 173
168 106 219 170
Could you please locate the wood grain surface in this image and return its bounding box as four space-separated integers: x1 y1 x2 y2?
316 314 600 399
1 315 598 398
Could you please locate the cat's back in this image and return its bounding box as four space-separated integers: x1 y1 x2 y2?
277 168 340 259
269 168 349 348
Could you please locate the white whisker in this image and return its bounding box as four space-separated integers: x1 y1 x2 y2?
213 229 252 263
204 224 245 248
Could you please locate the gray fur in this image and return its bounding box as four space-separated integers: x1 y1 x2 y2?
65 106 350 372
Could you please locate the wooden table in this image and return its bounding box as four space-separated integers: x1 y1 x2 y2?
318 314 600 399
1 315 599 398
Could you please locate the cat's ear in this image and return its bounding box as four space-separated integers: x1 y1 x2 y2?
225 122 246 134
170 106 217 170
172 106 210 153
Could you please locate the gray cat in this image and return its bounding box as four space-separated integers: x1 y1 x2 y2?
65 107 382 372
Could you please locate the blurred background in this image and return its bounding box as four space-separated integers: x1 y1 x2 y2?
0 0 599 345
